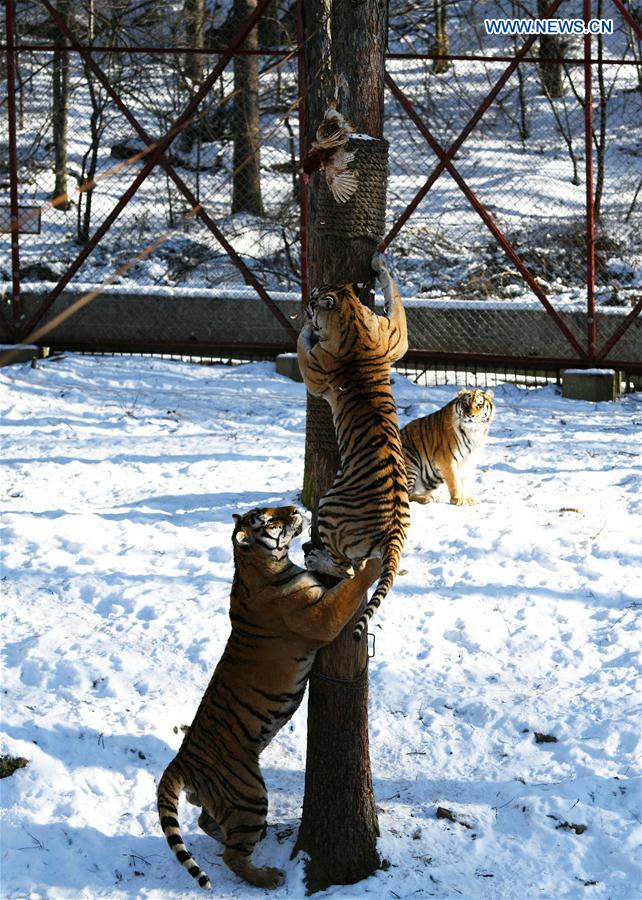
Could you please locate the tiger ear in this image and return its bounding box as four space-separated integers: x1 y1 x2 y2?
234 528 251 547
232 513 242 522
484 390 494 401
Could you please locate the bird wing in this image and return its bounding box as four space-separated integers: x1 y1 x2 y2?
312 126 349 151
314 106 352 149
325 147 358 204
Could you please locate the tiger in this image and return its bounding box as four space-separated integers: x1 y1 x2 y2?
400 389 495 506
157 505 381 891
296 252 409 642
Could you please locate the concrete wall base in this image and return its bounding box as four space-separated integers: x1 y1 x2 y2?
275 352 302 382
562 369 619 402
0 344 46 367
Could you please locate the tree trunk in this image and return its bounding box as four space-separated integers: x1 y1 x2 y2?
432 0 450 75
232 0 263 216
538 0 564 98
293 1 388 893
183 0 205 84
51 0 72 209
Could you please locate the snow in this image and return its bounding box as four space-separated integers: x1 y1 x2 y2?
1 354 641 899
562 368 616 375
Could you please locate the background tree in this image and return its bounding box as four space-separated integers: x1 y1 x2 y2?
232 0 263 215
537 0 564 98
51 0 72 208
183 0 205 85
293 0 389 892
432 0 450 74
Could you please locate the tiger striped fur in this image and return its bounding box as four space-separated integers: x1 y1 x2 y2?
401 389 495 506
157 505 381 890
297 253 409 641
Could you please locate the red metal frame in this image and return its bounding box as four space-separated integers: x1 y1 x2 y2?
385 72 588 360
20 0 298 344
295 0 309 308
380 0 642 368
5 0 21 334
35 0 297 343
3 0 641 369
584 0 597 360
381 0 566 253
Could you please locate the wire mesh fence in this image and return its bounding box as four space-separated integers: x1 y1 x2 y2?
3 0 302 296
1 0 641 370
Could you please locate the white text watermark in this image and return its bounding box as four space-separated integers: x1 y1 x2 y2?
485 18 614 36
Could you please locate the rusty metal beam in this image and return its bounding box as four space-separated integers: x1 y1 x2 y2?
386 52 641 65
597 296 642 361
402 349 642 371
385 73 588 361
4 42 292 55
34 339 642 374
23 0 276 337
584 0 597 362
5 0 21 333
7 44 640 67
30 0 297 343
611 0 642 39
295 0 309 307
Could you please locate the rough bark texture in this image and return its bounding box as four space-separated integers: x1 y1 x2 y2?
232 0 264 215
432 0 451 74
183 0 205 84
294 1 388 892
538 0 564 98
51 0 72 209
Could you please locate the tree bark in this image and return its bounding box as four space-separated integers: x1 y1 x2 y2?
183 0 205 85
51 0 72 209
232 0 263 215
432 0 450 75
538 0 564 98
294 1 388 893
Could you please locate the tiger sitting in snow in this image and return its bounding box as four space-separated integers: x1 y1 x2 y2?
400 388 495 506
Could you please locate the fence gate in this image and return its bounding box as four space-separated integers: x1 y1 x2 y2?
1 0 641 373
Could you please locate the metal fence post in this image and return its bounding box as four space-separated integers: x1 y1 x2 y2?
584 0 597 361
5 0 22 331
295 0 309 308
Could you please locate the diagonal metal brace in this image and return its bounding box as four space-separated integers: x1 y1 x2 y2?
35 0 297 343
380 0 567 252
24 0 286 339
385 72 588 361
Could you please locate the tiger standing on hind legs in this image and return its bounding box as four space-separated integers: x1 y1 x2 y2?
297 252 410 641
157 505 381 891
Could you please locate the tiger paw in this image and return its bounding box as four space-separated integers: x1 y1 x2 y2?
305 547 352 578
246 865 284 889
451 496 477 506
410 493 435 505
371 251 386 274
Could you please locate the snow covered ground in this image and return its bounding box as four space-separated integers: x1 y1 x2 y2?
1 354 640 899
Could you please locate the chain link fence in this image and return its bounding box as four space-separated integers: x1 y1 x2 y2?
3 0 301 297
1 0 641 368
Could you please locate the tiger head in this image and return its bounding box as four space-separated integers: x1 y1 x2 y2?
232 506 304 566
455 389 495 425
305 283 379 353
